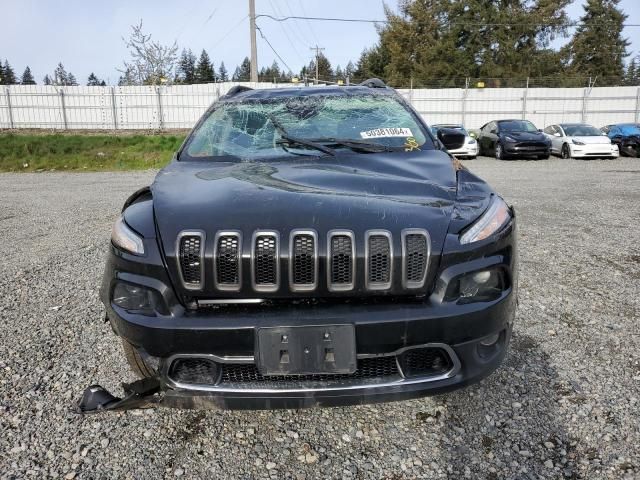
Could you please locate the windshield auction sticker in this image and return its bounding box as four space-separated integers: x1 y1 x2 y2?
360 127 413 139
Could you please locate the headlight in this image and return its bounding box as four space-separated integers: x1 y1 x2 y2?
111 215 145 255
460 196 511 245
572 139 585 145
112 281 168 315
503 136 516 142
467 138 477 144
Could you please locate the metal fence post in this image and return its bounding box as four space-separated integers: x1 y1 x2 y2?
635 87 640 123
461 77 469 125
156 86 164 130
581 87 588 123
111 86 118 130
59 88 68 129
522 77 529 119
5 87 14 129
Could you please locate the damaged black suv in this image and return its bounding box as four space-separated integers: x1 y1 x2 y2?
99 81 517 410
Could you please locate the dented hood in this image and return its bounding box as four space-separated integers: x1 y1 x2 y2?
152 150 461 295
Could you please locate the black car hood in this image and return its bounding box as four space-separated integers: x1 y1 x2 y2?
152 150 463 296
500 131 545 141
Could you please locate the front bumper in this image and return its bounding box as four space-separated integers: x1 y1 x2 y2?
570 144 619 158
504 142 550 157
449 144 479 158
101 218 517 409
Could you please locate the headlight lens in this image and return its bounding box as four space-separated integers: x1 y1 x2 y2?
572 139 585 145
467 138 477 144
503 136 516 142
111 216 144 255
460 196 511 244
112 281 167 315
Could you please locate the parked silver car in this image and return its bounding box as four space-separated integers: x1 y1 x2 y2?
543 123 619 159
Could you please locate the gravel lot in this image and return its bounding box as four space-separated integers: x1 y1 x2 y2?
1 156 639 479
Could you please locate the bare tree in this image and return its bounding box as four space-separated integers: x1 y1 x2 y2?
119 20 179 85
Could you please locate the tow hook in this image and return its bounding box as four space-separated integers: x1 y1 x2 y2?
76 377 162 413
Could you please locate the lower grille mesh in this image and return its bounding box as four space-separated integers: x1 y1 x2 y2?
399 347 452 378
179 235 202 286
221 356 399 386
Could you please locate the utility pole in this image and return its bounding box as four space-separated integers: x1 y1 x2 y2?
249 0 258 82
310 45 325 85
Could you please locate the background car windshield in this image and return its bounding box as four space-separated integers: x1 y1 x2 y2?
619 124 640 135
432 125 468 135
185 94 431 160
562 125 603 136
500 120 538 132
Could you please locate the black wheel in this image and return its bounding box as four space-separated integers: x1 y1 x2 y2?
122 339 155 378
495 143 508 160
561 143 571 159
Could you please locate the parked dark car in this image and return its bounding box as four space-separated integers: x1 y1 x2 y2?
601 123 640 157
100 81 517 410
477 119 551 160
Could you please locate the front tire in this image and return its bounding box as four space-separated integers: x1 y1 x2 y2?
495 143 508 160
561 143 571 159
122 339 155 378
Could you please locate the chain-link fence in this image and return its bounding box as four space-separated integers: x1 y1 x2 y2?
1 81 639 130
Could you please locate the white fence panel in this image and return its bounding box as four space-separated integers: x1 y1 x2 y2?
1 83 639 131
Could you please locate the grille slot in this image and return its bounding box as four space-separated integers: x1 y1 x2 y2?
290 231 317 290
252 232 279 291
366 231 392 290
402 229 430 289
220 356 400 389
327 231 355 291
214 232 241 291
178 232 204 289
398 347 452 378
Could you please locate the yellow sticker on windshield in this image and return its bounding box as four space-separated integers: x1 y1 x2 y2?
404 137 421 151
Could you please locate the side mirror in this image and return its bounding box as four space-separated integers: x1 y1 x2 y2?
538 128 543 132
437 128 466 151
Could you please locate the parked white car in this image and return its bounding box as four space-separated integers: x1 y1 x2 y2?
430 124 478 158
543 123 619 159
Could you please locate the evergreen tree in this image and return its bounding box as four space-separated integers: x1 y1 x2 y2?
562 0 629 84
307 52 333 82
218 61 229 82
195 50 215 83
0 61 4 84
100 80 106 86
335 65 344 81
87 72 104 86
1 60 17 84
53 63 68 85
232 57 251 81
177 48 197 84
21 66 36 85
344 61 356 80
67 73 78 86
363 0 570 86
625 56 639 85
43 74 52 85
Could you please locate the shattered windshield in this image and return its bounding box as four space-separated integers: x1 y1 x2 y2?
183 93 433 160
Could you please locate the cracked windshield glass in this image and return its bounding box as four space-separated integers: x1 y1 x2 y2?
185 94 432 160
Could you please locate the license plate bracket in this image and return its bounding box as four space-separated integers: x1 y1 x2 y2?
256 325 357 375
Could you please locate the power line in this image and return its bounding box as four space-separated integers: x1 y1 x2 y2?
266 0 305 62
209 15 249 51
255 25 294 74
255 14 640 28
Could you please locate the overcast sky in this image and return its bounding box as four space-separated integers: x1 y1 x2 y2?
2 0 639 85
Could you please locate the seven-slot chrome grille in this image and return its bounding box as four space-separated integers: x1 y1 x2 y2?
176 228 430 293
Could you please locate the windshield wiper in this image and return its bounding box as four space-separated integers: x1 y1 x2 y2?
306 137 395 153
269 115 336 156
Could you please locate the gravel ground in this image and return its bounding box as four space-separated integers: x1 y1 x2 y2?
1 156 639 479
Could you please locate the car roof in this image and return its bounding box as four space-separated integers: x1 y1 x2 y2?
559 123 592 127
221 85 396 102
432 124 463 128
